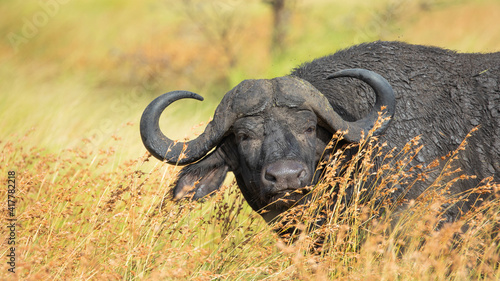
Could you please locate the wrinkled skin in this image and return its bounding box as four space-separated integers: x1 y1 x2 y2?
141 41 500 224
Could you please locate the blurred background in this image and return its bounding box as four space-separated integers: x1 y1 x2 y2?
1 0 499 162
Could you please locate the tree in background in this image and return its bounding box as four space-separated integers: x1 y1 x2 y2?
264 0 293 54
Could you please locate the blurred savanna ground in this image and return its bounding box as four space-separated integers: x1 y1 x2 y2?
0 0 499 279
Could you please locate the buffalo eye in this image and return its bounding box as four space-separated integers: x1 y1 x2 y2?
304 125 316 134
237 132 250 142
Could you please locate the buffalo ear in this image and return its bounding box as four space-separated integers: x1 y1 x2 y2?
173 150 230 200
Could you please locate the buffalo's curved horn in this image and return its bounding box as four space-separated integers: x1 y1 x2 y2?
140 90 235 164
322 68 396 142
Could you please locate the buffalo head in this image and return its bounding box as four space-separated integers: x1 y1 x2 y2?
140 69 395 222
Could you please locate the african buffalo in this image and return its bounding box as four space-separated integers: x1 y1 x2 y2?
140 41 500 223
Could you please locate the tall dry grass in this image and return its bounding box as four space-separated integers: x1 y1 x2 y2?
1 123 498 280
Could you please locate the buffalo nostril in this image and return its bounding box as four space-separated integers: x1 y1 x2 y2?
298 169 306 180
265 172 277 183
262 160 309 189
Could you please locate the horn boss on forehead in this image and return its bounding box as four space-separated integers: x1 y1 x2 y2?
140 70 394 165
